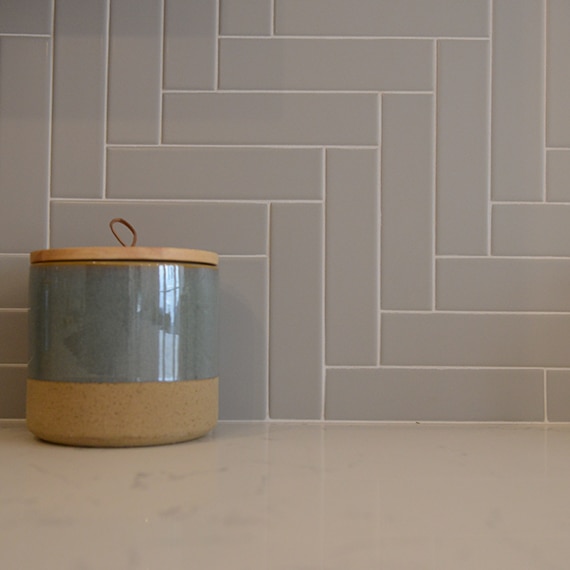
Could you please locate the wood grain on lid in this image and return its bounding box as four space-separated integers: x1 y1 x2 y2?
30 247 218 266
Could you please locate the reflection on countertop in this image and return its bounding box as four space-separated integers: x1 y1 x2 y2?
2 420 570 570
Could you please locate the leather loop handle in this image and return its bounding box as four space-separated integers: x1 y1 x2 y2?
109 218 138 247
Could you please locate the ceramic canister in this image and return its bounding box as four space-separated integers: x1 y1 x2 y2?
26 231 219 447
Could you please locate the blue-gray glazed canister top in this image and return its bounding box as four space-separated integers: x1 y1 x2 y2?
28 246 219 385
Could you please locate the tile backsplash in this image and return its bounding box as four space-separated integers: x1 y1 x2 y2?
1 0 570 422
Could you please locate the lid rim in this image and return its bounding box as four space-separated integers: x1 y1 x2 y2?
30 246 219 266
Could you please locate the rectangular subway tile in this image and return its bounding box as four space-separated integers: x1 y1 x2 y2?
0 367 27 419
0 1 52 35
270 203 323 419
50 201 268 255
275 0 489 38
51 0 107 198
326 149 379 366
164 0 217 90
220 0 273 36
0 312 28 364
0 38 50 253
381 94 434 310
220 0 272 36
547 371 570 422
492 0 544 200
437 258 570 312
0 256 29 308
547 150 570 202
326 368 544 421
219 258 268 420
492 204 570 257
547 0 570 147
107 0 162 143
382 313 570 368
107 147 322 200
162 93 378 146
437 40 489 255
219 38 433 91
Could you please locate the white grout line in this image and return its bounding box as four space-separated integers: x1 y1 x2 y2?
436 253 570 258
48 197 324 204
487 0 493 254
432 40 438 311
543 0 548 202
219 254 268 259
491 200 570 205
271 0 276 36
382 309 570 315
161 88 435 95
321 148 327 420
215 418 570 426
326 364 566 370
215 0 220 90
159 0 165 143
437 255 570 260
46 0 55 248
258 418 562 426
377 94 382 367
218 35 491 41
266 202 272 420
105 143 380 149
0 33 51 38
102 0 111 200
544 368 548 423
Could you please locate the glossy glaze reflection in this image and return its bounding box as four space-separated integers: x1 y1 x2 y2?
29 262 218 383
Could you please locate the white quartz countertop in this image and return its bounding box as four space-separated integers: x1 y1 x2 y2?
2 420 570 569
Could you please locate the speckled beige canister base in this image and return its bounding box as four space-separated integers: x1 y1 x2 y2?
26 377 218 447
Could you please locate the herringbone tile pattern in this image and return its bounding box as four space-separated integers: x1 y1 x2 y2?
1 0 569 421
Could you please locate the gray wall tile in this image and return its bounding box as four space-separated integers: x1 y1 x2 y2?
437 258 570 312
275 0 489 38
492 204 570 257
0 312 28 363
381 94 434 310
270 204 323 419
0 367 27 419
219 258 268 420
2 0 568 423
547 371 570 422
107 0 162 144
0 257 29 308
220 0 272 36
547 150 570 202
50 201 268 255
547 0 570 147
219 38 433 91
107 147 322 200
326 368 544 421
0 0 52 35
326 149 378 365
0 38 49 253
164 0 217 90
382 313 570 367
492 0 544 201
51 0 107 198
162 93 378 146
437 40 489 255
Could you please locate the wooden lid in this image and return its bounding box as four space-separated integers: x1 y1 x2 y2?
30 247 218 266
